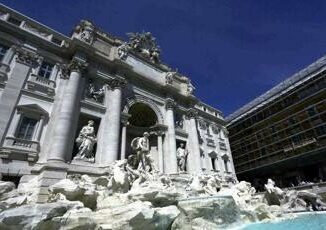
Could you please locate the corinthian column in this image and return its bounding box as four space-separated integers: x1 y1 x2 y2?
186 108 202 173
164 98 178 174
97 78 126 165
47 58 87 162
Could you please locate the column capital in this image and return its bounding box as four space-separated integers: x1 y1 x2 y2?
68 59 88 73
165 98 176 110
60 59 88 79
106 78 127 90
185 108 198 119
14 47 40 67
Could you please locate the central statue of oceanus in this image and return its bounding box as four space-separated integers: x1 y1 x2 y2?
128 132 156 172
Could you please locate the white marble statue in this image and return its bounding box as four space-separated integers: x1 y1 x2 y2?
265 179 284 197
130 132 155 172
177 143 188 172
74 120 97 161
203 174 222 195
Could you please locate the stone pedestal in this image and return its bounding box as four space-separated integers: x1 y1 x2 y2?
164 99 178 174
97 78 126 165
47 59 87 162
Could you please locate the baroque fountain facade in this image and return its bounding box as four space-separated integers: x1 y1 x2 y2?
0 4 325 229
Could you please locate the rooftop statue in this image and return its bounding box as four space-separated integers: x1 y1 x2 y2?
118 32 161 63
73 20 95 44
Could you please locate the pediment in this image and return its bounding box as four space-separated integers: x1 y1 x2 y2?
16 104 49 117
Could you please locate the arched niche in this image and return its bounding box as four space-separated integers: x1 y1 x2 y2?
123 96 163 124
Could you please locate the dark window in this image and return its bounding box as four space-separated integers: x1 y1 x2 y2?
211 158 216 171
0 44 9 61
38 61 54 79
316 125 326 136
51 37 62 45
224 159 229 172
307 107 317 117
288 117 297 125
16 117 37 140
8 17 21 26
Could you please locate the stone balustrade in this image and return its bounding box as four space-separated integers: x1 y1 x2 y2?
26 73 56 96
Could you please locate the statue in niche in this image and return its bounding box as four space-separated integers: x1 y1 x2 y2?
177 143 188 172
74 120 97 161
86 83 105 103
129 132 156 172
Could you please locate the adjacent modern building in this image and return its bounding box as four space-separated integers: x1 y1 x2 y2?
0 4 236 195
227 55 326 190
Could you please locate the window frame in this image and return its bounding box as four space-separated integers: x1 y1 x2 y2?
38 60 54 79
15 115 38 140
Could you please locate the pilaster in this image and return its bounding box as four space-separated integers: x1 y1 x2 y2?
0 47 39 145
185 108 202 173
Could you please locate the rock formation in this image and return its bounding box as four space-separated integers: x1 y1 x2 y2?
1 164 325 229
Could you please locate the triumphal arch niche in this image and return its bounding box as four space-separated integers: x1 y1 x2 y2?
0 10 236 188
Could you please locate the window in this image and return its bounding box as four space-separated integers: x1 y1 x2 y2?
307 107 317 117
38 61 54 79
224 158 229 172
316 125 326 136
211 158 216 171
16 116 37 140
0 44 9 61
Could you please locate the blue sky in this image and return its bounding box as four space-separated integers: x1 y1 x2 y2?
2 0 326 116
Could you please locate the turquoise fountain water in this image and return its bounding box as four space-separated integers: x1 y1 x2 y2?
239 212 326 230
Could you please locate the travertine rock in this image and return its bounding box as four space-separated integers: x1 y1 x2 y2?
0 201 83 229
128 179 185 207
52 207 96 230
0 181 15 196
171 196 240 230
49 178 98 210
